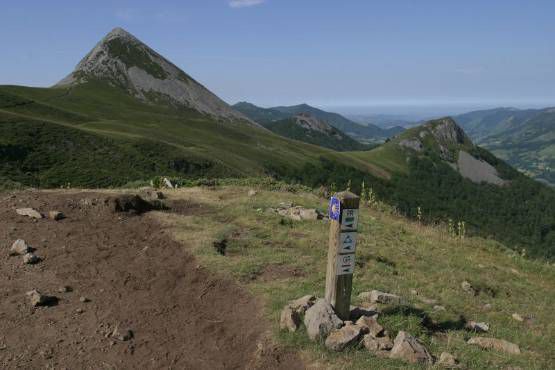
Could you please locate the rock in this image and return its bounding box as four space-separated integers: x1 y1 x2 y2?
433 305 446 312
467 337 520 355
9 239 31 256
358 290 402 305
304 299 343 341
355 316 384 337
162 177 174 189
362 334 394 352
79 296 90 303
389 331 433 365
465 321 489 333
112 326 133 341
437 352 460 368
461 281 476 295
324 324 363 351
23 253 40 264
110 194 153 214
350 305 379 321
512 313 524 322
58 286 72 293
26 290 57 307
288 295 316 315
248 189 257 197
279 306 301 332
299 208 321 220
16 208 43 219
48 211 65 220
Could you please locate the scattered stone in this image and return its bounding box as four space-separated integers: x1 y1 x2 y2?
389 331 433 365
465 321 489 333
288 295 316 315
79 296 90 303
26 290 58 307
358 290 402 305
304 299 343 341
9 239 31 256
324 324 363 351
350 305 379 321
279 306 301 332
248 189 257 197
23 253 40 264
58 286 73 293
512 313 524 322
15 208 43 219
461 281 476 295
467 337 521 355
76 308 84 314
48 211 65 220
362 334 394 352
437 352 461 368
355 316 384 337
112 326 133 341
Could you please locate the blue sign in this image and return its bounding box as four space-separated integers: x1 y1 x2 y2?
329 196 341 221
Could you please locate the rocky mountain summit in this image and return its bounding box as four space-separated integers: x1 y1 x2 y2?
56 27 254 124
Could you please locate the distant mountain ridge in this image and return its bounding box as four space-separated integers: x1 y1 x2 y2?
233 101 403 142
57 27 253 124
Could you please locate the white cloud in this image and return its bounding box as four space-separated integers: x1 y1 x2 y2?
229 0 265 8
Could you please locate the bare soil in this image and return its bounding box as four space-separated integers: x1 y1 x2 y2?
0 191 302 370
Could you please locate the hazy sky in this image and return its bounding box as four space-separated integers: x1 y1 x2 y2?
1 0 554 112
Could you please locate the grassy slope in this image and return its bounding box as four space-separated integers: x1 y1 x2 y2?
157 186 555 370
0 83 383 186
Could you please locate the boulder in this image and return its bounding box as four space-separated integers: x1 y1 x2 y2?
23 253 40 264
48 211 64 221
10 239 31 256
437 352 460 368
355 316 384 337
279 306 301 332
358 290 402 305
467 337 520 355
362 334 393 352
26 290 57 307
15 208 43 219
324 324 363 351
390 331 433 365
304 299 343 341
288 295 316 315
465 321 489 333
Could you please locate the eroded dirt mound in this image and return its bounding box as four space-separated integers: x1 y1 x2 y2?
0 191 302 369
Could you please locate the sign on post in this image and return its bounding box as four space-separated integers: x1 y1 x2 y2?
325 191 360 320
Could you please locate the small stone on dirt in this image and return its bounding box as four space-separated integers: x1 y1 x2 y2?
304 299 343 341
359 290 402 305
467 337 520 355
58 286 73 293
48 211 65 220
324 324 363 351
465 321 489 333
16 208 43 219
279 306 301 332
112 326 133 341
390 331 433 365
355 316 384 337
9 239 31 256
26 290 57 307
23 253 40 264
437 352 461 368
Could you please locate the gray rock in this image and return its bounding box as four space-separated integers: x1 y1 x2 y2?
362 334 393 352
26 290 57 307
461 281 476 295
10 239 31 256
399 138 423 152
437 352 461 368
359 290 402 305
467 337 520 355
390 331 433 365
112 325 133 341
355 316 384 337
48 211 65 220
465 320 489 333
304 299 343 341
23 253 40 264
16 208 43 219
324 324 363 351
279 306 301 332
288 295 316 315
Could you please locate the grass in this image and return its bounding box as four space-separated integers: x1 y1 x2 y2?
155 185 555 369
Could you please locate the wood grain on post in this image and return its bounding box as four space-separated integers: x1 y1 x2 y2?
325 191 360 320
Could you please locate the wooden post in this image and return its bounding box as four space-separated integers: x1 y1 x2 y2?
325 191 360 320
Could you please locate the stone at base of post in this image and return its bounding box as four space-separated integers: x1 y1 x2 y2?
325 191 360 321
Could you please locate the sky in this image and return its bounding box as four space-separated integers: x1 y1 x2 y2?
1 0 554 116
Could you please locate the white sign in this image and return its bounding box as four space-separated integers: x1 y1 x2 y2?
339 232 357 254
336 253 355 275
341 209 359 231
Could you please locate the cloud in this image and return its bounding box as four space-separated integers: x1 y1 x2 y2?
229 0 265 8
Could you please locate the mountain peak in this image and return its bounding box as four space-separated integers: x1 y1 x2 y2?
55 28 255 125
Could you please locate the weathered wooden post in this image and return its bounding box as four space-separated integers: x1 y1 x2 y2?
325 191 360 320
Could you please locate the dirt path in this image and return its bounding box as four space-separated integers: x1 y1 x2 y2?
0 191 302 369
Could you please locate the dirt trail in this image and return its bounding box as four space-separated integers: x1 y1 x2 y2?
0 191 302 369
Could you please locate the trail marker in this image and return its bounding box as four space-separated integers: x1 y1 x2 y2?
325 191 360 320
